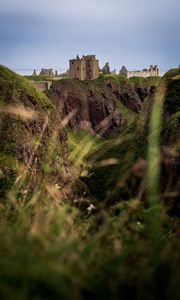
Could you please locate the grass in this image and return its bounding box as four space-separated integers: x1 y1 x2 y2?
115 100 137 125
24 75 55 82
163 68 180 79
0 66 179 299
0 65 52 107
67 128 103 167
129 76 161 86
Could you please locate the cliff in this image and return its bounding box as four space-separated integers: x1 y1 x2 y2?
79 71 180 215
0 65 179 300
48 74 158 137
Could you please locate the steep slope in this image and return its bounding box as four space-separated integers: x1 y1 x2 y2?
81 71 179 214
48 74 157 137
0 65 70 199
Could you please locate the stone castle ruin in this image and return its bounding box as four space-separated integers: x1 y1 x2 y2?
32 68 58 77
119 65 159 78
101 62 111 75
32 58 160 87
69 55 99 80
39 68 55 77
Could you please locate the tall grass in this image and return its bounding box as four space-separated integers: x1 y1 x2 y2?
0 81 179 300
147 81 167 247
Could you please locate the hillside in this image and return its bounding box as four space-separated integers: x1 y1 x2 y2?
0 65 71 200
48 74 159 137
79 72 180 214
0 66 179 300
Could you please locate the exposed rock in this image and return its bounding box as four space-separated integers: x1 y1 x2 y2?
104 79 144 112
134 86 153 101
48 79 128 137
48 75 157 136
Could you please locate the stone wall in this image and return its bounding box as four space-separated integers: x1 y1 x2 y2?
120 65 159 78
31 81 52 92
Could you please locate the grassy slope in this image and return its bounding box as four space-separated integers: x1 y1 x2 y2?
67 128 103 168
0 65 67 199
24 75 55 82
160 68 180 144
82 71 179 203
0 67 179 300
63 74 160 201
0 65 52 107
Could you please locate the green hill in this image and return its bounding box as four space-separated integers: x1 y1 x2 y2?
0 66 179 300
0 65 69 199
81 71 180 210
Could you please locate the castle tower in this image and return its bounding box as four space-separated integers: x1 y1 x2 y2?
69 54 99 80
150 65 159 76
69 55 86 80
119 66 128 77
33 69 37 76
84 55 99 80
101 62 110 74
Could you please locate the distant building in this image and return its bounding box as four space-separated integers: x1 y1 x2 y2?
119 65 159 78
33 69 37 76
39 68 55 77
69 55 99 80
101 62 111 74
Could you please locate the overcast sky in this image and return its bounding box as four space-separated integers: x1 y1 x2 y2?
0 0 180 73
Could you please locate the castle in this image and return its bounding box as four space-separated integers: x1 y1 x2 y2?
32 58 160 84
119 65 159 78
39 68 55 77
32 68 58 77
69 55 99 80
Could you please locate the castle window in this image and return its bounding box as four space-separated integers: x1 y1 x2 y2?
77 67 79 70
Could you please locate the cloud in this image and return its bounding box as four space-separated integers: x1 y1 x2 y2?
0 0 179 71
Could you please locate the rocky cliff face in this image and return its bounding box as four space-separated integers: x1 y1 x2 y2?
48 75 155 137
80 71 180 215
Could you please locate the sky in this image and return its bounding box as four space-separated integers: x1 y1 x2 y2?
0 0 180 74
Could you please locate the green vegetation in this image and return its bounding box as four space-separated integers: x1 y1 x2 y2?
0 66 64 200
83 119 147 202
0 65 52 107
163 68 180 79
0 66 179 300
67 128 103 168
115 100 137 125
64 74 160 88
129 76 161 86
164 77 180 114
24 75 55 82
